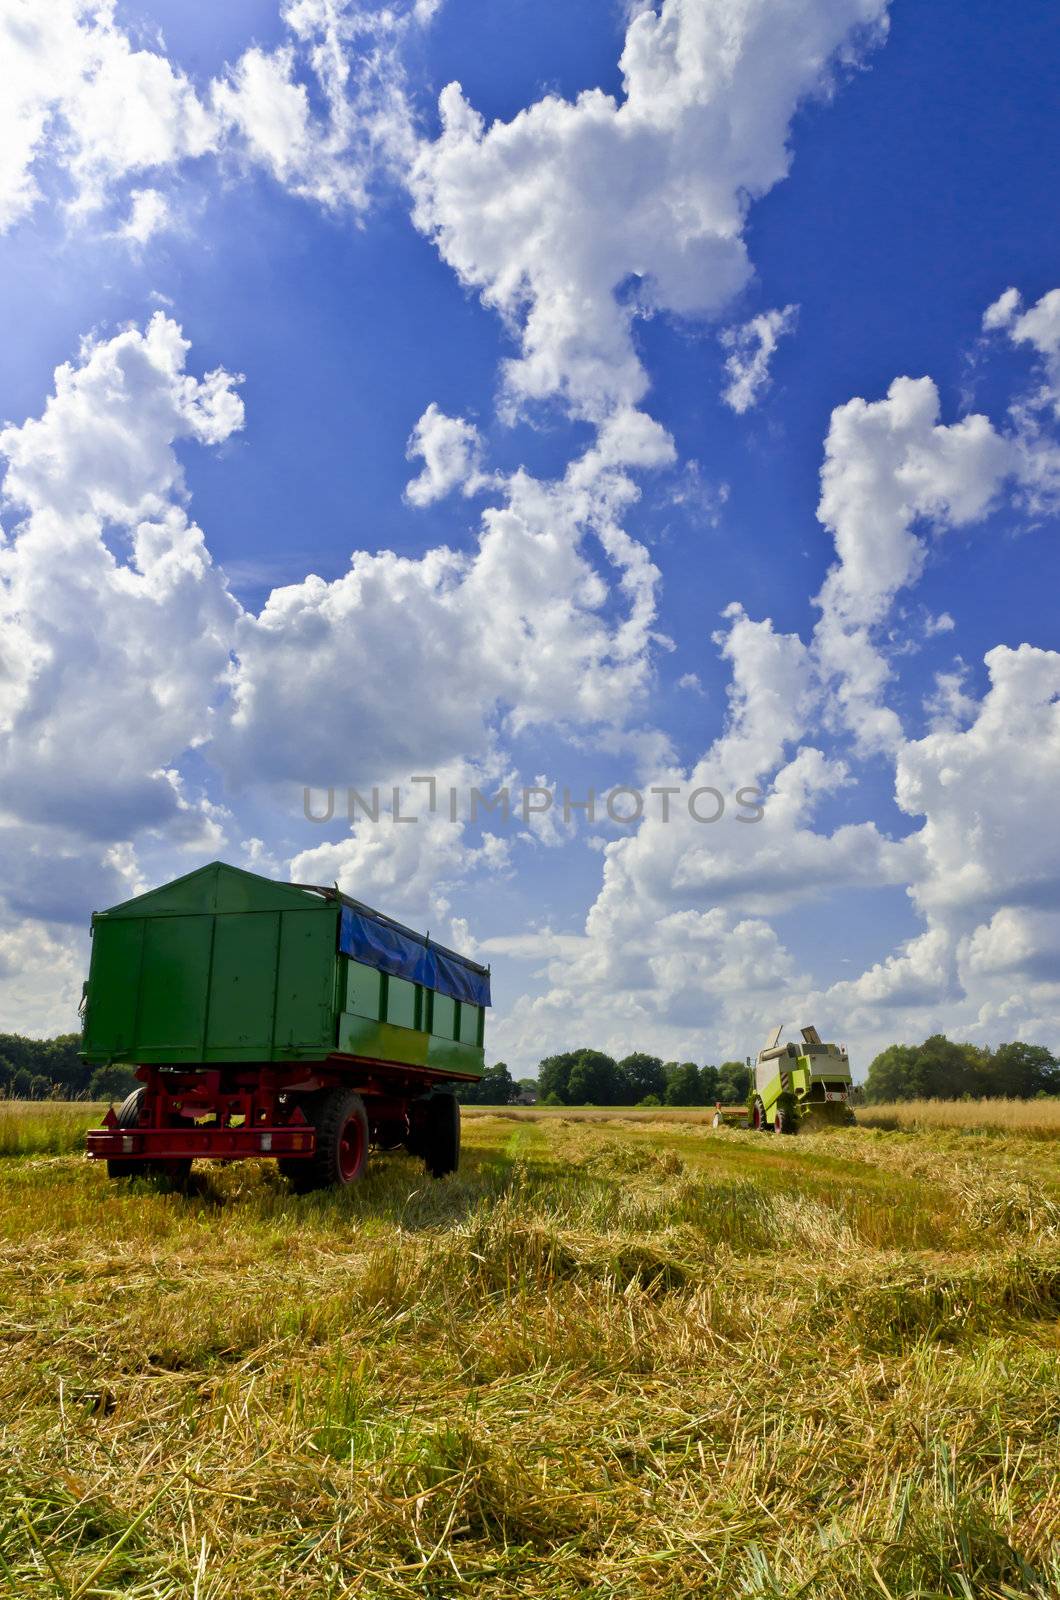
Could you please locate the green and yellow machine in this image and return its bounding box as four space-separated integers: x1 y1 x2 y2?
749 1025 855 1133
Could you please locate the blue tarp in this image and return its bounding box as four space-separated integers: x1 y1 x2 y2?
339 904 491 1008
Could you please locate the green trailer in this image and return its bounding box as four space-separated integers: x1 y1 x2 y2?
83 862 489 1189
748 1025 856 1133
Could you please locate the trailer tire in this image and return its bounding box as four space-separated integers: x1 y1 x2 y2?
105 1089 144 1179
105 1088 193 1187
418 1092 461 1178
282 1088 369 1192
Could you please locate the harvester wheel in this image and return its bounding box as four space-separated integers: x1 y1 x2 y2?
751 1099 768 1132
774 1106 796 1135
417 1091 461 1178
281 1088 369 1192
106 1088 193 1186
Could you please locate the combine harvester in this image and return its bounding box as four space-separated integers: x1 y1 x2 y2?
748 1025 856 1133
83 862 488 1190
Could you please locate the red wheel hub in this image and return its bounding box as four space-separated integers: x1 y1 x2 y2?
337 1114 365 1183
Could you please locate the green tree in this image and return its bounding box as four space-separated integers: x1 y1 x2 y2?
699 1064 719 1102
862 1043 918 1102
537 1051 583 1104
455 1061 516 1103
0 1032 88 1098
11 1068 33 1099
989 1042 1060 1098
618 1053 666 1103
480 1061 517 1104
567 1052 624 1105
539 1049 623 1104
665 1062 704 1106
89 1065 139 1102
865 1036 992 1102
41 1034 89 1096
716 1060 750 1104
28 1074 51 1101
917 1035 990 1099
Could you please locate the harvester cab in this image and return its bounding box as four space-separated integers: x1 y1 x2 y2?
749 1024 856 1134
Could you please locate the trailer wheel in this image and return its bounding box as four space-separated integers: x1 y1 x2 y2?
282 1088 369 1192
418 1092 461 1178
105 1088 192 1186
751 1099 768 1132
105 1089 143 1179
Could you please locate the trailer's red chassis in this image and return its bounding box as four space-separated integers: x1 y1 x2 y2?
86 1109 315 1163
84 1058 473 1175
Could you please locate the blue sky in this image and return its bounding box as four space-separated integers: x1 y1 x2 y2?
1 0 1058 1074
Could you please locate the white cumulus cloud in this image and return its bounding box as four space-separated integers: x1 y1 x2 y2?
719 304 798 413
812 375 1012 751
222 434 670 786
0 0 217 229
409 0 888 421
0 0 439 233
404 403 491 505
0 314 242 841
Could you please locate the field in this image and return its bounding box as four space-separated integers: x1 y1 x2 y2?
2 1103 1059 1598
858 1098 1060 1138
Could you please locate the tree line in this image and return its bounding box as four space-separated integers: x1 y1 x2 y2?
0 1033 103 1101
462 1035 1059 1108
2 1030 1057 1107
456 1051 752 1107
863 1035 1059 1102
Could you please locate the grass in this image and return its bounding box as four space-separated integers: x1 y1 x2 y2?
0 1099 107 1156
1 1104 1058 1597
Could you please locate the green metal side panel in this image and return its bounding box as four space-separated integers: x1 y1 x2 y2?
386 975 418 1030
345 958 382 1019
205 912 281 1056
432 993 457 1041
336 1012 483 1077
428 1034 484 1077
82 917 144 1059
273 909 340 1054
338 1012 431 1067
137 915 213 1057
458 1001 480 1045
